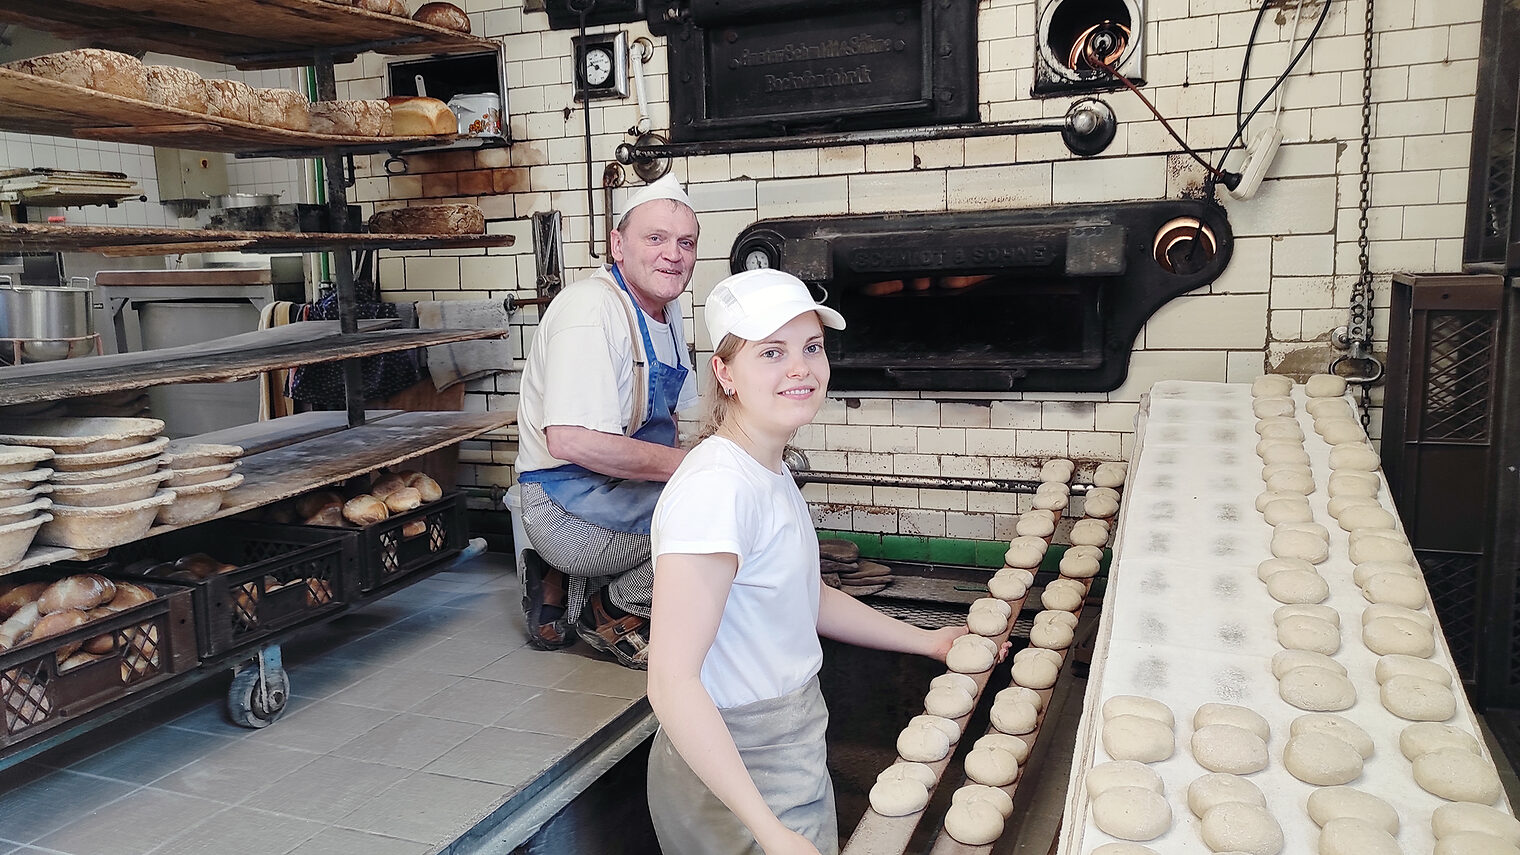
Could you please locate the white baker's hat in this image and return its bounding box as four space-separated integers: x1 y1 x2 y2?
705 269 846 344
618 173 694 220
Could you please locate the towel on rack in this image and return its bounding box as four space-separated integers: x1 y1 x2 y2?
416 299 511 391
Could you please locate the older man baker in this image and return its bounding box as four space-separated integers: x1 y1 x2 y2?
514 175 700 668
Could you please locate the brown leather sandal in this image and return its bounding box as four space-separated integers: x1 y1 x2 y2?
574 594 650 670
522 550 575 651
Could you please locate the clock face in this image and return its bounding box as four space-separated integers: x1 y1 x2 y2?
743 248 772 270
584 48 614 87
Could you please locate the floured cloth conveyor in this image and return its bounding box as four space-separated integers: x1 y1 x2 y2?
1057 379 1514 854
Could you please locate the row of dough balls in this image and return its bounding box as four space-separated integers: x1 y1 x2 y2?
1091 697 1175 842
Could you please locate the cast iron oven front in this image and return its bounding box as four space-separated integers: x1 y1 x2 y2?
728 200 1234 392
650 0 978 142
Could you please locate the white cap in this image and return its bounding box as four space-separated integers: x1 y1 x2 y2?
618 173 693 221
705 269 846 344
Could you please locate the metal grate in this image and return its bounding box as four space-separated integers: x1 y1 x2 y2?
1418 550 1481 683
867 600 971 629
0 664 51 735
1421 312 1497 441
1485 131 1514 243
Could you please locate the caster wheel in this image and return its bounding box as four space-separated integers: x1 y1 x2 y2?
228 663 289 728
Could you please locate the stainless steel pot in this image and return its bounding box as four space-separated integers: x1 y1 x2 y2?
0 276 95 361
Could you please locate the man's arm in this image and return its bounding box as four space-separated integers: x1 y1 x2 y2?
546 424 686 482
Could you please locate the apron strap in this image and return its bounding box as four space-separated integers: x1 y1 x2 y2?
594 269 649 436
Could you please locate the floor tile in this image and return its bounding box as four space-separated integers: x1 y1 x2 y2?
554 657 649 699
149 738 317 804
493 688 633 739
335 771 509 844
42 726 240 784
34 787 224 855
383 606 482 639
246 698 396 754
166 697 263 738
240 755 410 823
325 666 462 711
413 676 542 726
149 806 325 855
331 712 483 770
0 768 138 844
474 647 597 688
282 827 431 855
282 657 369 700
422 726 574 786
325 630 440 669
392 636 513 677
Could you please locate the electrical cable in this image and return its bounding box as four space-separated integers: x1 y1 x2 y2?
1213 0 1333 175
1093 57 1234 182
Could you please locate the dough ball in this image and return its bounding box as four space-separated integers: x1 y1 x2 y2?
1329 494 1382 521
1320 420 1369 446
1259 557 1316 582
1003 542 1045 570
1259 420 1305 441
971 597 1013 619
1065 543 1104 562
1319 816 1401 855
1381 674 1456 722
1306 373 1349 397
1093 786 1172 842
1279 666 1357 712
1291 713 1374 758
1087 760 1164 798
925 685 975 719
1271 531 1329 565
988 572 1030 601
1253 396 1296 418
1433 832 1520 855
1275 603 1340 627
1361 573 1429 610
1338 505 1397 532
968 608 1009 637
869 777 930 816
1041 585 1084 611
944 799 1005 846
1191 723 1269 774
996 685 1044 710
1306 787 1399 833
1377 654 1451 686
1257 436 1301 458
1187 772 1266 818
1201 801 1284 855
1036 480 1072 497
1354 560 1421 586
1012 657 1059 689
1103 695 1175 727
1069 523 1111 548
897 721 951 762
1361 616 1435 657
1272 649 1345 680
1402 722 1482 761
1330 443 1381 471
1256 415 1301 434
1252 375 1294 397
877 761 937 788
1432 803 1520 844
1041 458 1075 483
1283 731 1365 785
1329 471 1380 498
1279 520 1331 543
1308 396 1354 418
1414 748 1503 804
1003 566 1038 587
1277 614 1341 655
1363 602 1434 630
1093 462 1127 488
1102 714 1174 763
1016 513 1056 538
1350 527 1407 549
963 745 1019 787
947 640 996 674
975 732 1032 763
1082 492 1120 519
990 700 1039 735
1194 703 1271 740
1032 491 1069 512
910 714 961 744
1263 498 1315 525
1059 551 1102 579
1265 468 1316 495
931 672 977 698
1262 444 1311 466
1029 620 1075 650
1257 489 1305 512
1267 569 1331 604
952 783 1015 819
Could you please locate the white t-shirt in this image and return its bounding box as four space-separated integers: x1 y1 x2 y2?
517 268 699 474
652 436 823 709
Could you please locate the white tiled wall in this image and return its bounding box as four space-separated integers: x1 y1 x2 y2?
337 0 1485 534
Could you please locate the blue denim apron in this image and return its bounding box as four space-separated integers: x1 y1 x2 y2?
516 265 688 535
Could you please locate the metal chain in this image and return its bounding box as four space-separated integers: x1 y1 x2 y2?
1349 0 1377 429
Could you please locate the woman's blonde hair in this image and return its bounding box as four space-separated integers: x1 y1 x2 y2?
699 333 744 437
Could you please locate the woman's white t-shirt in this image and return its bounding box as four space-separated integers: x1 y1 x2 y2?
652 435 823 710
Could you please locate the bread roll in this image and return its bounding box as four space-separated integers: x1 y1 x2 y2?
204 79 257 123
82 607 116 654
407 473 442 502
296 490 345 519
303 502 346 527
384 96 456 135
0 601 40 648
385 486 423 513
31 608 90 659
106 582 156 610
358 0 407 12
3 49 148 100
38 575 116 614
0 581 48 619
60 650 109 671
253 88 310 131
145 65 208 113
413 2 470 31
368 203 485 235
174 553 224 579
401 519 428 538
309 99 393 136
370 472 408 499
343 494 389 526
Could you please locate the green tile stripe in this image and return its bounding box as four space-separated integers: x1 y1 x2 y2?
815 530 1112 576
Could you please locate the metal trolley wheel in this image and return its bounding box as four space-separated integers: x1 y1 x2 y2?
227 646 290 729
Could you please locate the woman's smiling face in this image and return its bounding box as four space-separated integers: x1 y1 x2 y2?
717 311 830 437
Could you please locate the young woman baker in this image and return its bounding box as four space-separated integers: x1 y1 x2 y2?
646 269 991 855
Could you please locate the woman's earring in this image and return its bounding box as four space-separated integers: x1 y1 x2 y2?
723 387 735 396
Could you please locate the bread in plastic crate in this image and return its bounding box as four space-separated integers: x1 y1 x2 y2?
302 493 467 593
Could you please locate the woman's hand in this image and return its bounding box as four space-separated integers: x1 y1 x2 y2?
758 827 822 855
925 625 1013 664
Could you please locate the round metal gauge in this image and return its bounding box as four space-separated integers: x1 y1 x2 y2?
743 247 773 270
584 47 614 87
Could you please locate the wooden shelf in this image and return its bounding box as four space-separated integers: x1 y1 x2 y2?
0 0 497 69
0 222 514 256
0 321 507 405
2 410 515 575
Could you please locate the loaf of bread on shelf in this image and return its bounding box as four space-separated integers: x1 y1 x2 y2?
309 99 393 136
385 486 423 514
253 88 311 132
296 490 345 520
30 608 91 659
367 203 485 236
358 0 410 14
38 574 116 614
104 582 156 610
413 2 470 32
203 79 258 123
145 65 208 113
0 601 40 649
0 581 47 620
383 96 457 135
369 472 408 499
303 501 345 527
2 49 148 100
399 470 443 502
343 494 389 526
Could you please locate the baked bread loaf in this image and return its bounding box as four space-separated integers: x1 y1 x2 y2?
106 582 156 610
413 2 470 32
309 99 393 136
145 65 208 113
254 88 310 131
400 471 443 502
296 490 345 519
385 486 423 513
358 0 409 15
401 519 428 538
3 49 148 100
303 502 345 527
368 203 485 235
369 473 408 499
30 608 91 659
0 601 40 649
343 494 389 526
38 575 116 614
384 96 456 135
204 79 257 123
0 581 47 620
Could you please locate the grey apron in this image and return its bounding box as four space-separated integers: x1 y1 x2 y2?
647 677 838 855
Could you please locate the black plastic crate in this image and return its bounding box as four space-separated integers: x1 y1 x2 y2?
111 522 356 659
1 575 196 749
304 493 468 594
